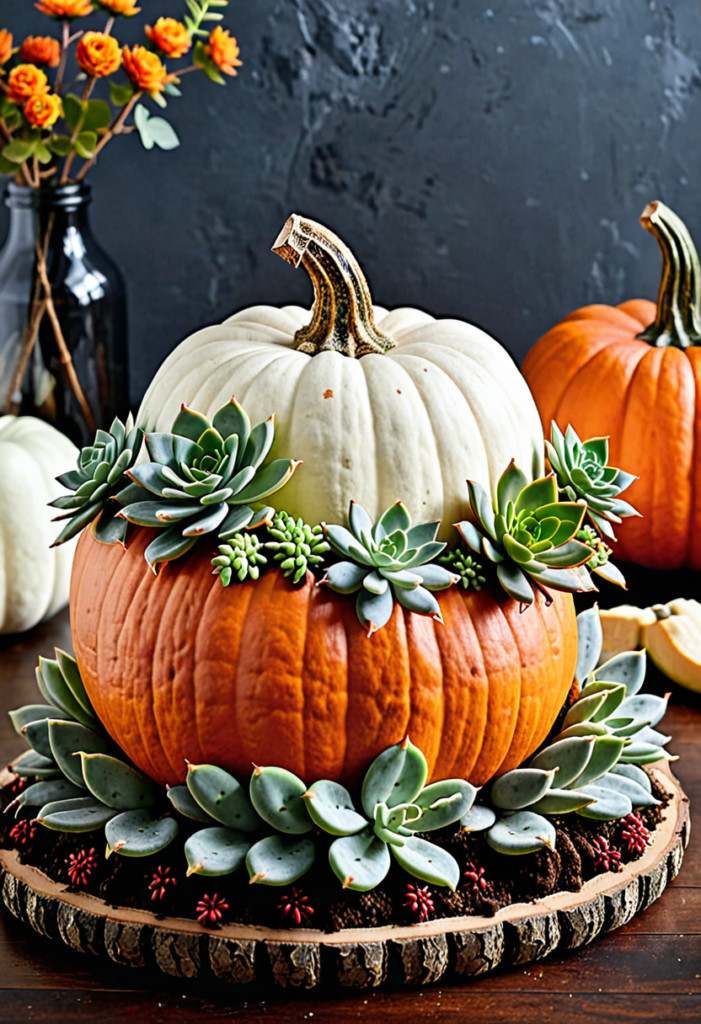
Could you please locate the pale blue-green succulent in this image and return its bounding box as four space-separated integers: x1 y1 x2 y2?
265 511 330 584
118 399 300 571
461 607 671 855
547 423 639 541
323 501 458 634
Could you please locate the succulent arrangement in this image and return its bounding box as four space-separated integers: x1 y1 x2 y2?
322 501 458 634
458 607 672 854
6 607 671 896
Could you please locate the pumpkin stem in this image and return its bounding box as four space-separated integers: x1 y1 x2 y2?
272 214 396 357
637 201 701 348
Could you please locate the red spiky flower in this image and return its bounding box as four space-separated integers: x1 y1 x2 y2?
620 812 651 856
149 865 178 902
277 886 315 926
195 892 229 926
66 847 98 886
6 775 28 797
463 863 487 893
591 835 621 872
9 818 37 848
404 883 435 923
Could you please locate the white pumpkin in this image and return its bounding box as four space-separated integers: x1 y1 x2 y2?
0 415 78 634
138 215 544 532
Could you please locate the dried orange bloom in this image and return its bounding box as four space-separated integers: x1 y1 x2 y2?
35 0 94 17
19 36 61 68
205 26 242 77
145 18 191 60
97 0 141 15
24 91 62 129
0 29 12 66
6 64 50 104
122 44 174 96
76 32 121 78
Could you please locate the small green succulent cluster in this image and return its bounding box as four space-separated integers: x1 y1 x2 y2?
118 401 300 571
547 423 639 541
211 511 330 587
323 501 458 634
458 608 671 854
265 511 330 584
173 738 475 891
50 416 142 546
212 533 268 585
457 461 599 606
438 547 486 591
8 652 176 857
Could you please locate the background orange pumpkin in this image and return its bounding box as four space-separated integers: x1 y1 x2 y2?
70 528 578 789
523 201 701 570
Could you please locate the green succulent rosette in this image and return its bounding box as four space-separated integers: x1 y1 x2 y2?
456 461 597 606
117 400 300 571
322 501 458 634
547 423 639 541
50 415 142 547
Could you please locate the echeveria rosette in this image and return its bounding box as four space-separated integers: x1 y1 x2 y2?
50 415 143 547
322 501 458 635
547 423 640 541
456 461 597 606
117 399 300 571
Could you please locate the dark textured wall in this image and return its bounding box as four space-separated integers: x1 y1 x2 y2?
3 0 701 404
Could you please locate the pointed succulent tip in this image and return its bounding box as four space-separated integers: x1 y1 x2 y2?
267 412 276 424
401 734 411 751
342 876 354 890
113 841 126 851
365 621 378 638
252 764 262 776
249 871 266 885
537 835 553 850
301 790 314 799
432 613 444 626
186 862 203 877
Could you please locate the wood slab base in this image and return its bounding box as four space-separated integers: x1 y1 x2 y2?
0 763 690 992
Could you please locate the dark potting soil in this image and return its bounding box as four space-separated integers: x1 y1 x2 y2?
0 769 668 934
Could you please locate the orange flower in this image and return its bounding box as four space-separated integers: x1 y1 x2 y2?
122 44 174 96
145 18 191 59
19 36 61 68
6 64 50 104
76 32 121 78
0 29 12 66
204 26 242 77
24 92 62 129
35 0 94 17
96 0 141 15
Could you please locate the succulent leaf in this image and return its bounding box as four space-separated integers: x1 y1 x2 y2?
328 826 391 891
460 804 496 832
12 749 60 779
39 799 116 832
36 657 97 729
246 835 316 886
265 511 329 584
575 606 604 682
249 766 313 834
105 810 179 857
47 720 109 788
79 753 162 810
565 736 626 789
438 547 486 591
529 736 595 788
184 826 251 876
529 788 595 814
575 784 633 821
361 739 428 817
490 768 556 811
166 784 216 823
9 704 67 738
304 780 367 836
391 835 460 889
486 811 556 854
596 772 659 809
409 780 476 831
611 763 652 792
186 764 259 832
593 651 647 696
8 778 83 811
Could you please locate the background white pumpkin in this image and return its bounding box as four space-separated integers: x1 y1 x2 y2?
0 416 78 635
138 216 544 533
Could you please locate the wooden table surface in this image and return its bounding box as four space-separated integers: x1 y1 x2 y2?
0 606 699 1023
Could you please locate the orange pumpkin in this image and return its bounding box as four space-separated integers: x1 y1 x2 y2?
523 201 701 570
69 528 578 788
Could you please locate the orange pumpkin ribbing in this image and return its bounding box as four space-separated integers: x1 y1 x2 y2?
70 529 578 789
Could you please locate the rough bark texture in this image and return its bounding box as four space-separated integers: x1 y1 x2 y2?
0 769 689 992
